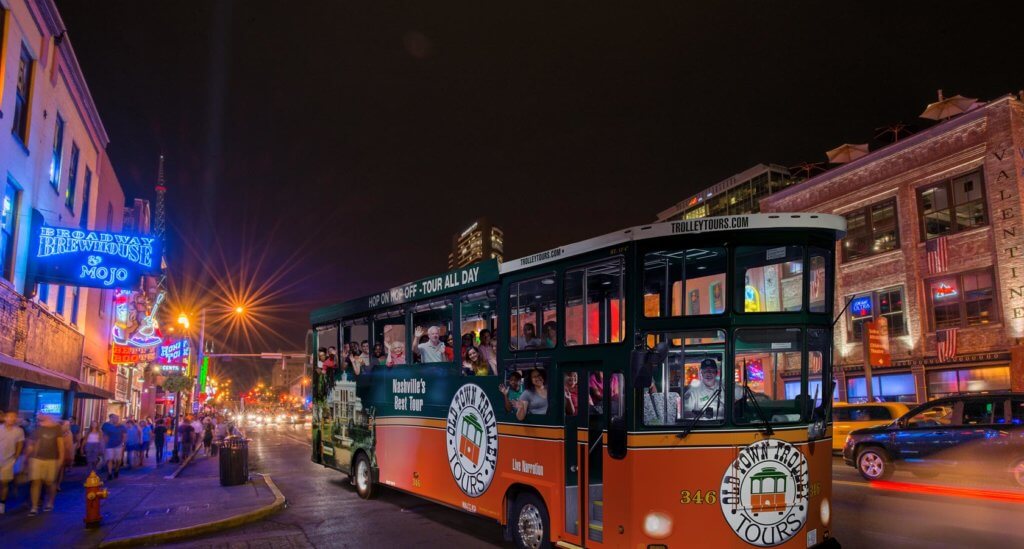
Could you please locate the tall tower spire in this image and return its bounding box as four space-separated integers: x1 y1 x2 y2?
154 154 166 239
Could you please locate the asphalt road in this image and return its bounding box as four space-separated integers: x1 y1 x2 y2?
180 425 1024 548
175 422 511 548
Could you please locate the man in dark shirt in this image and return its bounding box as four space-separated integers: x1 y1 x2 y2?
27 415 64 515
101 414 125 481
153 419 168 464
176 416 195 458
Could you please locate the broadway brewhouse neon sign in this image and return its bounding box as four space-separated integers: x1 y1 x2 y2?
28 211 162 290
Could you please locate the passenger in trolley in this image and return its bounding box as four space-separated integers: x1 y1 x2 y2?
682 358 742 420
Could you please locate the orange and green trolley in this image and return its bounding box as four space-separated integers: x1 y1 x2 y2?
309 213 844 548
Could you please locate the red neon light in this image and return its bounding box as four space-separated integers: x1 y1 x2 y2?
870 480 1024 504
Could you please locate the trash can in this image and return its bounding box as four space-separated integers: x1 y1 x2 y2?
219 436 249 486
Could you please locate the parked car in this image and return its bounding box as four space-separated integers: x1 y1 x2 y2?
832 402 911 452
843 393 1024 487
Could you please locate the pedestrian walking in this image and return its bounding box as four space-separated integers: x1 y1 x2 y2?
1 411 26 515
26 414 64 516
101 414 125 481
202 422 214 456
55 420 73 489
81 421 103 472
153 419 168 465
141 419 153 462
176 416 195 458
125 420 142 468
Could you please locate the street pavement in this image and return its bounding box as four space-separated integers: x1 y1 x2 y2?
177 422 511 548
830 456 1024 548
0 442 277 547
182 425 1024 549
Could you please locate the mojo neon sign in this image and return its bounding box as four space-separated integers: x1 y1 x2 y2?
28 213 161 289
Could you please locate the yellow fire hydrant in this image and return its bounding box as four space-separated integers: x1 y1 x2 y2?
84 470 109 528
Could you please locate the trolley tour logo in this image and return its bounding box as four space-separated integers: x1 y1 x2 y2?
720 439 809 547
446 383 498 498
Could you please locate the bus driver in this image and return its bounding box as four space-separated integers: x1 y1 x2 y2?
682 358 739 420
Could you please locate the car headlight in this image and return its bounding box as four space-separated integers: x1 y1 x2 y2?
643 511 672 539
820 497 831 527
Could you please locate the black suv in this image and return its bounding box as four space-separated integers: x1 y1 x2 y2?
842 393 1024 488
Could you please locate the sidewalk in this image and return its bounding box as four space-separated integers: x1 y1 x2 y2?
0 445 283 548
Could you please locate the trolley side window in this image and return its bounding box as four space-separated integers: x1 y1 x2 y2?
412 299 454 364
460 289 498 376
374 308 406 367
501 360 551 422
509 274 557 351
564 258 625 346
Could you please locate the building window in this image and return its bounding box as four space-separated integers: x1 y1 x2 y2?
70 286 80 326
65 143 80 212
927 268 997 330
926 366 1010 398
38 283 49 305
918 170 987 240
841 199 899 261
80 168 93 228
847 286 907 342
56 285 66 315
106 203 114 230
1 180 19 281
12 46 33 143
50 115 65 189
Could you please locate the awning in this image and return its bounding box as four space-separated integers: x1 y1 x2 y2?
0 353 112 399
0 353 74 390
72 381 114 400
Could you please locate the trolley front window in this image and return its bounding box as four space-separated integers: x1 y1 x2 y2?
733 327 805 425
642 329 728 427
736 245 804 313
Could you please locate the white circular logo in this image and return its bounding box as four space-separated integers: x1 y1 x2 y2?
720 439 809 547
446 383 498 498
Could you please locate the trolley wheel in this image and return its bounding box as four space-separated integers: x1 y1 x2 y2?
857 447 893 481
353 453 376 499
510 492 551 549
1010 458 1024 489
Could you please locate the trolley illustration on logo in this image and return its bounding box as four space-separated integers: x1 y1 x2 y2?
459 413 484 466
749 466 787 514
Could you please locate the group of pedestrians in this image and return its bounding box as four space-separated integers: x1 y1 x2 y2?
0 409 239 517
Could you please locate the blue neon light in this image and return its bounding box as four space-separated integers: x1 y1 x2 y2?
28 213 162 290
850 295 873 318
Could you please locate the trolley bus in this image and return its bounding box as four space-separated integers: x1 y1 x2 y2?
309 214 844 548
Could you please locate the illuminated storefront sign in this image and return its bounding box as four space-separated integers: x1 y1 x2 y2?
28 212 161 289
157 338 190 374
112 290 164 348
111 344 156 365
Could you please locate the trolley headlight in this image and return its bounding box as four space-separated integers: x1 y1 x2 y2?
643 511 672 539
820 497 831 527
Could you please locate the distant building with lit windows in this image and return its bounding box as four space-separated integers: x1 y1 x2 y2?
655 164 802 221
448 218 504 269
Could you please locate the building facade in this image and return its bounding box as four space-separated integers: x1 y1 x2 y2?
761 94 1024 403
448 217 504 269
0 1 145 426
656 163 801 221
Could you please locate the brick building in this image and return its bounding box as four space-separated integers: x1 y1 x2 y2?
761 93 1024 403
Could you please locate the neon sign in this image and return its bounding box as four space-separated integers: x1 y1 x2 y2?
850 295 873 318
932 282 958 299
158 338 191 366
28 212 161 289
112 290 164 348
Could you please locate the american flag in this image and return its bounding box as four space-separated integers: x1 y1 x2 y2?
809 352 823 374
926 236 948 274
936 328 958 362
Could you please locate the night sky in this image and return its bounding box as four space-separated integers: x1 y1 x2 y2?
55 1 1022 388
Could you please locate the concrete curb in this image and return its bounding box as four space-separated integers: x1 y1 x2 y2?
97 474 286 548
